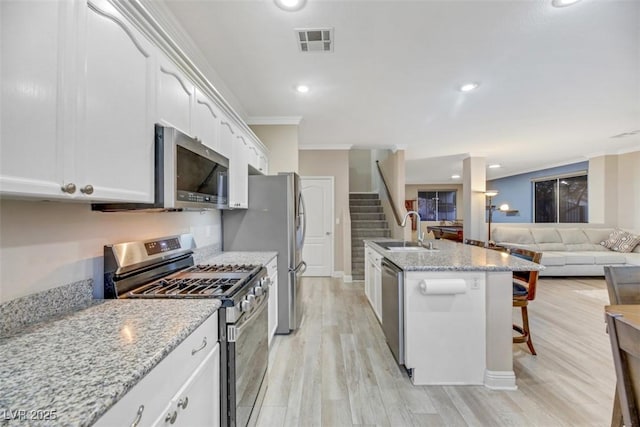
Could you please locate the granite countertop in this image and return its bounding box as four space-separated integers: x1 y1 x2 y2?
203 251 277 266
0 299 220 427
366 239 545 272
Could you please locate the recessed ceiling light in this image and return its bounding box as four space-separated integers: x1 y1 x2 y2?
488 164 501 169
451 174 461 179
459 82 479 92
274 0 306 11
551 0 581 7
295 84 309 93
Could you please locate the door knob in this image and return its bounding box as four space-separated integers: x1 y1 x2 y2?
326 232 331 235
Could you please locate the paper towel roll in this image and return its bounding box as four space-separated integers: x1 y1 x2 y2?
419 279 467 295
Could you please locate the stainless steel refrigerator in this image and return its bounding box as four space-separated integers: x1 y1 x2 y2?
222 173 306 334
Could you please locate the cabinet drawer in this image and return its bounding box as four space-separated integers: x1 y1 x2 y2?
266 256 277 278
95 313 219 427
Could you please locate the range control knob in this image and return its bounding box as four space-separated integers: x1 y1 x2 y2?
253 285 263 297
247 294 256 305
241 299 252 313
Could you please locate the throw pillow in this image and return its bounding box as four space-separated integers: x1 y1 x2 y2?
600 229 640 253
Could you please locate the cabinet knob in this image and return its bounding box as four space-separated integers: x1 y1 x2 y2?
61 183 76 194
165 411 177 424
178 397 189 410
80 185 94 195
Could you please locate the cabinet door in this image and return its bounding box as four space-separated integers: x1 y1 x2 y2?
268 272 279 346
0 1 69 198
219 117 235 159
157 55 194 135
192 89 221 152
78 0 156 202
229 134 249 209
153 344 220 427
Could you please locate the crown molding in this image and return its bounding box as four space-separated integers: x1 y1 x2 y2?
299 144 353 151
247 116 303 125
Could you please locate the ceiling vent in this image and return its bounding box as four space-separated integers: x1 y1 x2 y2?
295 28 334 53
610 129 640 138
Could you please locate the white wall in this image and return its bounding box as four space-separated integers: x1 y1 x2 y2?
617 150 640 230
0 200 221 302
349 150 373 192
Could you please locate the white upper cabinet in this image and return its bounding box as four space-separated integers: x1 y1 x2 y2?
219 116 235 159
79 0 156 202
0 1 68 198
229 131 249 209
192 89 221 153
157 54 195 136
0 0 156 202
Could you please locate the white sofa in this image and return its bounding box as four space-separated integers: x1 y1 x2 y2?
492 227 640 276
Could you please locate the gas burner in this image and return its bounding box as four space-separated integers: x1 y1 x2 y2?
186 264 259 273
127 277 240 298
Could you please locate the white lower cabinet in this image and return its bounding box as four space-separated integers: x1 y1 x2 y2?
266 257 278 346
153 344 220 427
95 314 219 427
364 246 383 322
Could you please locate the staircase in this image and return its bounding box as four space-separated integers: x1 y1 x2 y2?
350 193 391 280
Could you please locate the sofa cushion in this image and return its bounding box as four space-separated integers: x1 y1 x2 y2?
558 228 590 244
600 229 640 253
584 228 616 245
563 252 595 265
592 252 628 265
565 243 606 251
537 242 568 251
540 252 566 266
531 228 562 244
492 227 534 245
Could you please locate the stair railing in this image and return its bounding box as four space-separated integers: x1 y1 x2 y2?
375 160 403 226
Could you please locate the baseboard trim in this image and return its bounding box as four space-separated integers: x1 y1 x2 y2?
343 275 353 283
332 271 343 278
484 370 517 390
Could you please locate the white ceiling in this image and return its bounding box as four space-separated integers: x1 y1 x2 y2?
162 0 640 183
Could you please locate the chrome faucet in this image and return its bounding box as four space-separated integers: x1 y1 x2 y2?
401 210 425 245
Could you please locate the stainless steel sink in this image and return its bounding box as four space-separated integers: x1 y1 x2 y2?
372 241 438 252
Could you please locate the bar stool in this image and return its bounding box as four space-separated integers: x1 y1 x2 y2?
509 248 542 355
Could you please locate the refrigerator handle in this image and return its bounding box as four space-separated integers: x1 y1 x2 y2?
299 192 307 247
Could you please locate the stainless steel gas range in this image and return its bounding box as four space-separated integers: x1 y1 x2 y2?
104 234 269 427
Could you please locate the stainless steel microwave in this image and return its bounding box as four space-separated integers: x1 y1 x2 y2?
93 125 229 212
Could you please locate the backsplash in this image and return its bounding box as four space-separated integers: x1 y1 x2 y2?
0 199 222 303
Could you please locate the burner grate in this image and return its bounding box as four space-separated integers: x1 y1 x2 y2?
185 264 259 273
127 277 240 298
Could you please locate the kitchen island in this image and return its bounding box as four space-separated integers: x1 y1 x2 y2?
365 239 543 390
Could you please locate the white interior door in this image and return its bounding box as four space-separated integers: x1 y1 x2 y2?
301 177 334 276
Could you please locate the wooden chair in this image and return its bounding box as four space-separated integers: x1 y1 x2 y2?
509 248 542 355
604 266 640 305
604 266 640 426
605 309 640 427
464 238 486 247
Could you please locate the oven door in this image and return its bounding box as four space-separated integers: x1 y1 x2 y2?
229 295 269 427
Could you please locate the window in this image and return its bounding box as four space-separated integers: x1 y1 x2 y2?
534 174 588 223
417 191 457 221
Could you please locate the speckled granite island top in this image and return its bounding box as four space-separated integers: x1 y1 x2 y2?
366 239 544 272
0 299 220 427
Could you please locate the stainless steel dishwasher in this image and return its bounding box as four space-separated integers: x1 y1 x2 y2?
381 258 405 366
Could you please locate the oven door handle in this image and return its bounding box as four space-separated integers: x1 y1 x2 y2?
233 295 268 340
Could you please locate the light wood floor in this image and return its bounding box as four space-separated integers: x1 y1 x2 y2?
257 276 615 426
